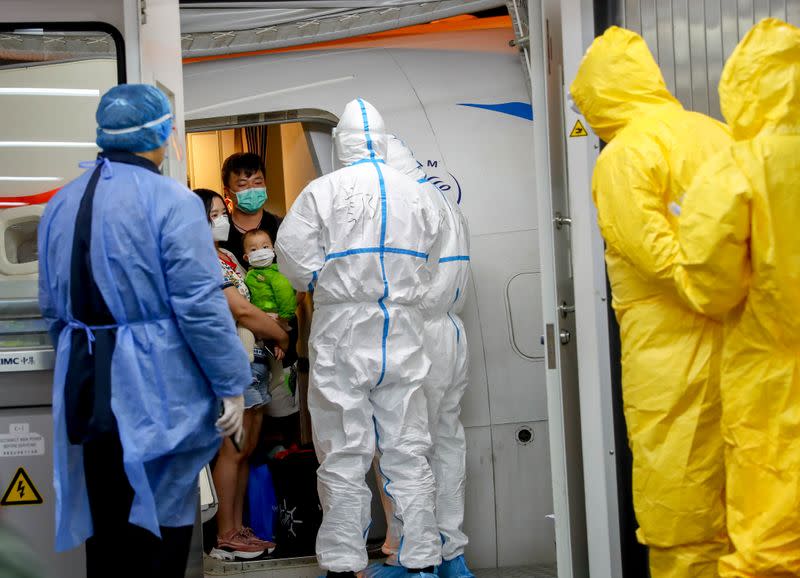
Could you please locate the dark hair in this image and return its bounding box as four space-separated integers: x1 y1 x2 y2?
242 228 273 251
193 188 224 223
221 152 266 190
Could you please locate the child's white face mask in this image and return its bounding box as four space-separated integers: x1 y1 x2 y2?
249 248 274 268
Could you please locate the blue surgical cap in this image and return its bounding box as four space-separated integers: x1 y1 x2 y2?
96 84 173 153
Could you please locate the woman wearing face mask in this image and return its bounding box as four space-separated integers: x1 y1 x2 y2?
194 188 289 561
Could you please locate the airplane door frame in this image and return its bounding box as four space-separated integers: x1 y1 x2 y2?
528 0 587 576
558 0 625 576
529 0 624 576
132 0 186 181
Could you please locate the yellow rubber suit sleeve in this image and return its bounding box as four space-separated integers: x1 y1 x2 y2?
593 138 676 284
675 151 751 319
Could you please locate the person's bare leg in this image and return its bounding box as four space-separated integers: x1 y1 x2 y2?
213 437 242 537
234 409 263 529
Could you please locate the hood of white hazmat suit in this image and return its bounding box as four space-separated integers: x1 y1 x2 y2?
674 18 800 577
571 25 732 578
331 99 388 170
384 134 426 180
274 99 443 572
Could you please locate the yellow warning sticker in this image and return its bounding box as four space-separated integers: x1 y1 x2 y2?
1 467 43 506
569 119 588 138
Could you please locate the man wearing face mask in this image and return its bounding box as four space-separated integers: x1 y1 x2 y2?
219 153 282 265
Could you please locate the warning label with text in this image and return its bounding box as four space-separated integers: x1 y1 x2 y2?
0 424 45 458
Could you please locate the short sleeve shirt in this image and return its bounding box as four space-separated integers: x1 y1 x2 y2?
217 248 250 300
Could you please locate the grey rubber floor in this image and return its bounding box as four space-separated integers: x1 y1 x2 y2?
474 566 557 578
204 557 557 578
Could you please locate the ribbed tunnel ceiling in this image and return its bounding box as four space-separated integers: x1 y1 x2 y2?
179 0 506 57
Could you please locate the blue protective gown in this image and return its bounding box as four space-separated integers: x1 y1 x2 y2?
38 152 251 552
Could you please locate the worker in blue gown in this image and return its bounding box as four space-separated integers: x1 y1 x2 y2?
37 84 252 577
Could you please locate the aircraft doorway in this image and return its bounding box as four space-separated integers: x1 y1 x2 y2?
185 114 392 573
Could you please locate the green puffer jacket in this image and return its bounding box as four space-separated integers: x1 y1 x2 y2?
244 263 297 319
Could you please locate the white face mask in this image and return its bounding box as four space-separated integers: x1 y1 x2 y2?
248 248 274 268
211 215 230 242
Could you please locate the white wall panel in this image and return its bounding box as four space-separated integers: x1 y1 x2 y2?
470 230 547 425
0 408 85 577
463 425 499 569
492 421 556 568
460 277 492 429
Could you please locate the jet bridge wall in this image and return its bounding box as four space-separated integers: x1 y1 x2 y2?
618 0 800 120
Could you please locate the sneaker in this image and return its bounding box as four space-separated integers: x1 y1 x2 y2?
210 529 265 560
437 555 475 578
239 527 276 553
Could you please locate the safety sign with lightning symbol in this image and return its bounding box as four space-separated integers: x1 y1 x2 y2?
1 467 43 506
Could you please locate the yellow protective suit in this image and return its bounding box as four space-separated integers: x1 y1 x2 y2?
570 27 732 577
675 18 800 578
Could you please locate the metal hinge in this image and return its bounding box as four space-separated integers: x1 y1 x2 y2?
545 324 557 369
545 324 572 369
554 212 572 229
140 0 147 25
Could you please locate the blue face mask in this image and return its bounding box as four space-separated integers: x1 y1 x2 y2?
235 187 267 214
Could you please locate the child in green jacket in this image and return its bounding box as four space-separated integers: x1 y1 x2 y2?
243 228 299 414
242 229 297 324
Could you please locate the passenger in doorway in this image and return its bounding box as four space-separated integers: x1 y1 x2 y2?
38 84 252 578
569 27 732 578
194 188 289 561
242 228 297 330
363 135 473 578
242 228 300 423
673 19 800 577
219 152 282 265
219 151 305 366
275 98 443 578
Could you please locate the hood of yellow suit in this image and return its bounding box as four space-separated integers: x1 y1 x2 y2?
569 26 681 142
719 18 800 140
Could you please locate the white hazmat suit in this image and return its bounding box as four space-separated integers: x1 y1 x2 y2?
275 99 443 573
375 136 472 570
